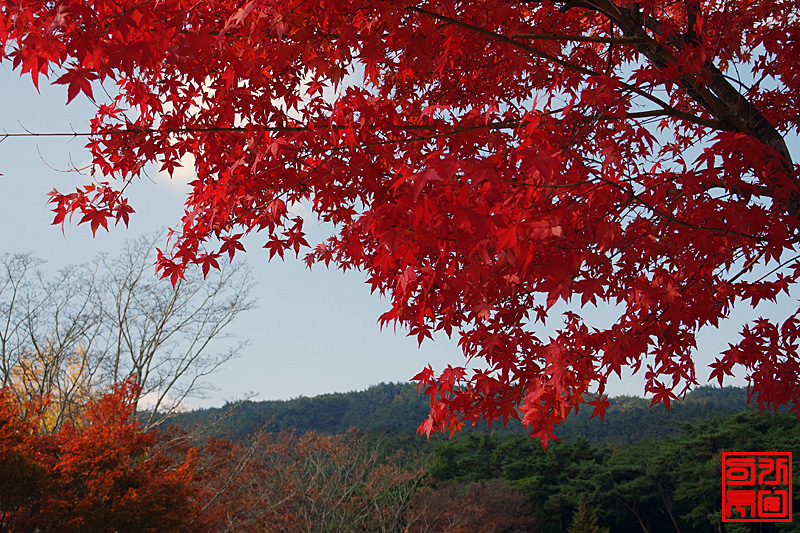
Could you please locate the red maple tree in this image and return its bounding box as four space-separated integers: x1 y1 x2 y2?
1 0 798 442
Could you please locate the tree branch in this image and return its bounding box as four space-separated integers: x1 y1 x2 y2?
513 33 644 44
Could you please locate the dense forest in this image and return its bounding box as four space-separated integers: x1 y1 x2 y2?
148 385 798 532
420 410 799 532
168 383 753 446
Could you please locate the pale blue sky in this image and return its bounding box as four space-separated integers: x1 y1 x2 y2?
0 65 467 408
1 64 790 410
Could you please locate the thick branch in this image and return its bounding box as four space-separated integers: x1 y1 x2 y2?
514 33 643 44
558 0 796 214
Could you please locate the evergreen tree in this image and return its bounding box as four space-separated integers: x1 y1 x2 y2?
568 500 609 533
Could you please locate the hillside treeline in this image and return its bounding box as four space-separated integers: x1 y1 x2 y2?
154 385 798 531
170 383 751 446
182 409 799 531
4 384 796 531
156 406 800 532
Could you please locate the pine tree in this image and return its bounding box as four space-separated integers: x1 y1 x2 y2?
568 499 609 533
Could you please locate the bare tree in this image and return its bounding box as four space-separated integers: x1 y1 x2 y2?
0 233 255 430
0 254 104 430
189 428 427 533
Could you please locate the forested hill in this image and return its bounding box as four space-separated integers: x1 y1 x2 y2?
169 383 753 446
171 382 432 439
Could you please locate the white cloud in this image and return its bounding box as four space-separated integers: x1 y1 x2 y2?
136 390 192 413
156 152 195 192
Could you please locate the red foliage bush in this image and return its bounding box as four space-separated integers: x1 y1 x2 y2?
0 379 204 532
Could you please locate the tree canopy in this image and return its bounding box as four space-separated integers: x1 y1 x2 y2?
1 0 798 442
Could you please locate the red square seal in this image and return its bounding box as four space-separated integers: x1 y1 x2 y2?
722 452 792 522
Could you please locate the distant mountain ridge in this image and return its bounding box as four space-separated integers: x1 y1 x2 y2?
167 383 753 446
170 382 432 439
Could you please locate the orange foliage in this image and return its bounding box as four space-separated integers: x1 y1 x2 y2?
0 378 205 532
